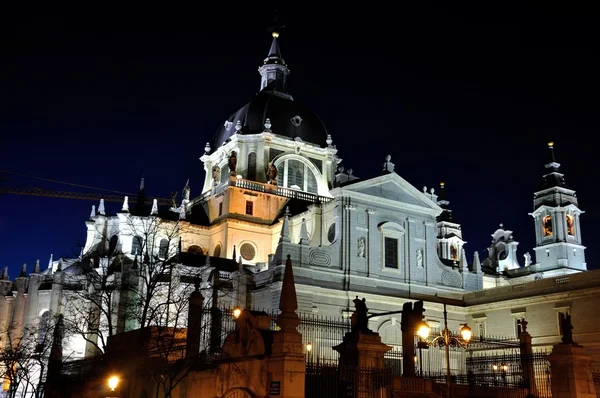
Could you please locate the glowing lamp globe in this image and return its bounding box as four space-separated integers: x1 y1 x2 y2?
460 324 472 342
306 342 313 352
108 376 119 391
232 307 242 319
417 322 430 340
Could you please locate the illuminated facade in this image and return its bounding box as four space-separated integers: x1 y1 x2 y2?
1 30 597 397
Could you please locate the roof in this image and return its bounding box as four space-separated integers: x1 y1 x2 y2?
212 90 329 148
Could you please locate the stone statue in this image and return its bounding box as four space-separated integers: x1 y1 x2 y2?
560 313 574 344
357 237 366 258
352 296 370 332
267 161 278 184
228 151 237 175
416 249 423 268
211 165 220 185
524 252 532 267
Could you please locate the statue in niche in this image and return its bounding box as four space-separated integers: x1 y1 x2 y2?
267 161 278 184
416 249 423 268
560 313 574 344
524 252 532 267
228 151 237 175
211 165 221 185
357 236 366 258
450 245 458 260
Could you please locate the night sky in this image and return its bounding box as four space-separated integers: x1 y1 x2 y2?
1 4 598 278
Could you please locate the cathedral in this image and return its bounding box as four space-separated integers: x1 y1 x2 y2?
1 30 598 396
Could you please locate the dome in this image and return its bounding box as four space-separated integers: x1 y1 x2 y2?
213 90 329 148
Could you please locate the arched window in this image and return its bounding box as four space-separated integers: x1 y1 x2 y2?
220 165 228 184
108 235 118 255
566 215 575 236
247 152 257 181
38 310 50 347
542 215 553 237
450 245 458 261
158 239 169 259
132 235 143 256
214 243 222 258
188 245 205 255
275 156 321 194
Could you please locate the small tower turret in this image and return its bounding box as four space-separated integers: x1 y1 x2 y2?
435 182 466 265
529 142 586 274
258 27 290 92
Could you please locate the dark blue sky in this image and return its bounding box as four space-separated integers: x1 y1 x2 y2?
1 4 599 278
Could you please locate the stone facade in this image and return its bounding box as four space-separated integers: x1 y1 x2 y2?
1 30 598 397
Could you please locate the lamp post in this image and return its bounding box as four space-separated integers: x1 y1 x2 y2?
416 303 472 398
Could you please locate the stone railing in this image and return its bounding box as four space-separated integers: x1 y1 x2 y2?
232 178 333 204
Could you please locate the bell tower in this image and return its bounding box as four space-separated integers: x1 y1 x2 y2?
529 142 586 274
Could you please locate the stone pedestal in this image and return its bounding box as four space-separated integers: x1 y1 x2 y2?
334 330 393 370
548 343 597 398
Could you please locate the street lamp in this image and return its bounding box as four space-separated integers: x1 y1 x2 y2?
108 375 119 391
417 304 472 397
232 306 242 319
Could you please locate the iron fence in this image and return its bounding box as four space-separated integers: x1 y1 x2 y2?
593 370 600 398
306 361 392 398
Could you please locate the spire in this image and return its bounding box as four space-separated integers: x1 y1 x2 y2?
20 263 27 277
33 259 40 274
182 179 191 203
48 253 54 270
276 255 300 331
151 199 159 215
121 196 129 212
459 248 468 271
473 251 481 273
437 182 449 208
540 141 568 189
98 199 106 216
2 266 8 280
259 19 290 92
89 205 96 219
232 245 237 260
298 218 309 245
134 175 146 214
279 207 291 243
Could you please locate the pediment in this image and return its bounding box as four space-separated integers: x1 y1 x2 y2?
342 174 442 212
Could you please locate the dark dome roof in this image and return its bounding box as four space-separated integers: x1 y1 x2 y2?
213 90 329 148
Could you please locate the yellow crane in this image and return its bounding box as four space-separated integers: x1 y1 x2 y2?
0 170 173 206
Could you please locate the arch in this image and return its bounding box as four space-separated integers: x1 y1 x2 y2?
247 152 257 181
188 245 205 255
377 221 406 234
222 387 255 398
213 243 222 258
132 235 143 256
542 215 553 237
273 153 325 195
158 238 169 259
377 319 402 346
108 235 119 255
38 310 50 346
566 214 575 236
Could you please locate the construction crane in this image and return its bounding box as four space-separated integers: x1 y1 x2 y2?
0 186 172 206
0 170 174 206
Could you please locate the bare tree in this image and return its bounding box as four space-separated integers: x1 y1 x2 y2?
0 315 63 398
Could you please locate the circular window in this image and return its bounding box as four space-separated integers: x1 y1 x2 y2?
328 223 336 243
240 243 256 261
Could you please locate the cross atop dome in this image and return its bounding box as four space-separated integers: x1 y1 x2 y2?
259 11 289 92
